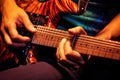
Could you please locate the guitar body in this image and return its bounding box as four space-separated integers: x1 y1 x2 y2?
0 0 84 69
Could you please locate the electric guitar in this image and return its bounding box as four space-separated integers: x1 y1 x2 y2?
1 0 119 66
32 25 120 61
0 0 89 65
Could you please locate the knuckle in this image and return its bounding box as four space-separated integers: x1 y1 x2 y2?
7 42 12 46
60 57 66 61
11 34 18 39
5 22 12 27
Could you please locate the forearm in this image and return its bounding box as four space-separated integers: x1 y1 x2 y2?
96 13 120 40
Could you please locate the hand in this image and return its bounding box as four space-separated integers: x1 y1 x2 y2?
96 14 120 40
56 27 87 69
0 0 37 47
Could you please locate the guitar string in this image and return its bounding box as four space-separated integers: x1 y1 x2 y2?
33 25 120 60
76 36 120 60
75 39 120 60
35 25 120 49
77 35 120 47
36 25 120 47
36 26 120 49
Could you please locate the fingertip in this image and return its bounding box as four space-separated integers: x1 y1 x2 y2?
68 27 77 34
22 15 37 32
4 35 12 46
25 24 36 32
68 26 87 35
30 25 37 31
60 38 67 45
18 35 31 42
62 38 67 41
68 28 72 32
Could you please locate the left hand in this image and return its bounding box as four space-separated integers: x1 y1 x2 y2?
56 27 86 68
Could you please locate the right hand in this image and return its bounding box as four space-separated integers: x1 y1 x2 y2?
0 0 37 47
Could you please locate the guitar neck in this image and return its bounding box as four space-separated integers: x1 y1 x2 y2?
32 25 120 60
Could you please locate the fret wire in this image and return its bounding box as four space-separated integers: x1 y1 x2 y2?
75 39 120 60
74 43 120 60
35 25 120 51
36 30 71 40
77 35 120 47
36 25 120 48
32 27 120 59
32 25 120 60
76 37 120 53
76 37 120 50
32 25 72 48
36 25 73 39
40 29 70 37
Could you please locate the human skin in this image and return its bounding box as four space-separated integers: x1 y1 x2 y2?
56 13 120 67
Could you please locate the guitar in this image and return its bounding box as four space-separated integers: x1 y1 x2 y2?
32 25 120 61
0 0 89 66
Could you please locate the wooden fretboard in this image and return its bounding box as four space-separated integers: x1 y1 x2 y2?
32 25 120 60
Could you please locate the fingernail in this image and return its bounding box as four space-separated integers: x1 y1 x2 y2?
31 26 37 32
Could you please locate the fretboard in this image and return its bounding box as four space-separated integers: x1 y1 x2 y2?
32 25 120 60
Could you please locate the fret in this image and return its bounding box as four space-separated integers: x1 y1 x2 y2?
79 35 120 48
92 49 100 57
32 25 120 60
112 53 120 60
98 46 106 58
87 48 94 55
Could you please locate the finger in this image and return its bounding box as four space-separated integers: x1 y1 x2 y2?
8 23 31 42
12 42 26 47
66 51 85 65
68 26 87 35
56 38 67 61
64 40 72 54
59 58 80 68
57 39 80 67
64 41 85 65
20 12 37 33
1 25 12 45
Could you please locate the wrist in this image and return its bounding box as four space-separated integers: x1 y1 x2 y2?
95 30 112 40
